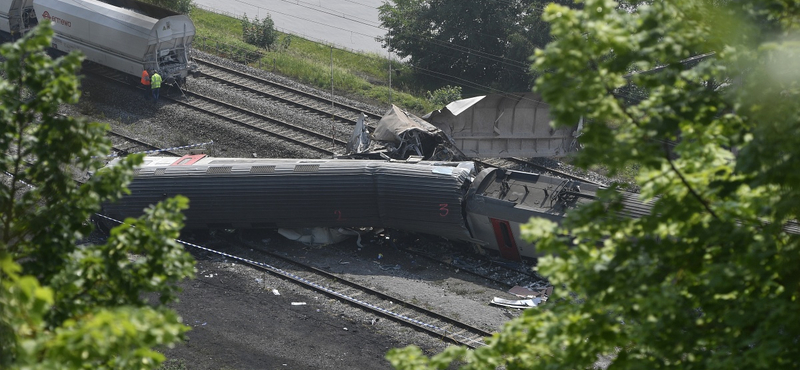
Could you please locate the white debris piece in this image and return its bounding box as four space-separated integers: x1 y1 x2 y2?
490 297 542 309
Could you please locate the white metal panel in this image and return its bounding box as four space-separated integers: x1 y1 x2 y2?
49 33 144 76
0 0 14 33
33 0 154 60
31 0 195 79
426 92 581 158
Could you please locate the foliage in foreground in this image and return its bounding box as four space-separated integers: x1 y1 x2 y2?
387 0 800 368
0 23 195 369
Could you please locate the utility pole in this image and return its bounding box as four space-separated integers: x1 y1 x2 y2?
388 31 392 106
331 45 335 156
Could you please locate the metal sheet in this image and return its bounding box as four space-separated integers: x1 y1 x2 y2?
371 104 439 143
424 92 581 158
32 0 195 78
34 0 155 60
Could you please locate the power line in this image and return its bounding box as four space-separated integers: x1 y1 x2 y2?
223 1 539 72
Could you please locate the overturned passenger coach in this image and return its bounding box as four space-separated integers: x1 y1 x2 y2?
101 156 480 244
101 155 626 260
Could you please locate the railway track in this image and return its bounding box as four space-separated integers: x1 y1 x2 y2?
83 63 344 157
193 57 384 125
107 130 182 157
169 89 344 156
182 235 494 349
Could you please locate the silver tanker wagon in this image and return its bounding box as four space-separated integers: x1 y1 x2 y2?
0 0 198 83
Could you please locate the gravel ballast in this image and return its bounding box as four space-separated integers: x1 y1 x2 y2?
62 57 543 369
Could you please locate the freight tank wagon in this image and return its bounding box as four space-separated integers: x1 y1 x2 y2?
0 0 198 83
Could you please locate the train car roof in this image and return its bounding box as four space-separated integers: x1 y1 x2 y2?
108 155 477 178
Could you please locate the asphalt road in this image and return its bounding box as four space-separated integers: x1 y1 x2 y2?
192 0 388 55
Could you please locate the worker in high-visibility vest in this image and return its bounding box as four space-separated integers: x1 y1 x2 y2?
141 69 150 98
151 71 163 102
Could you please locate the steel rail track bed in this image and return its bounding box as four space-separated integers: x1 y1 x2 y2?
186 236 494 349
171 90 344 155
194 57 384 125
83 63 342 157
107 130 181 157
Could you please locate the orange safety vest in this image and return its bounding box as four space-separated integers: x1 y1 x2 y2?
141 70 150 86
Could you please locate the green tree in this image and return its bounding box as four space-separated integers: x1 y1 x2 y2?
426 85 462 109
242 13 279 50
387 0 800 368
377 0 580 92
0 23 195 369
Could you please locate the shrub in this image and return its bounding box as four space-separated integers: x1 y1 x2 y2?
241 13 278 50
426 85 462 109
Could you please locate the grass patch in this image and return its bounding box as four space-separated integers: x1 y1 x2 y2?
190 8 434 114
157 358 187 370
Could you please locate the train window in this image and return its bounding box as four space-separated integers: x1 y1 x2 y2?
250 165 276 174
294 164 320 172
206 167 232 174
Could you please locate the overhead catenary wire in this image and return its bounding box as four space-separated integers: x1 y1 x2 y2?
217 1 538 72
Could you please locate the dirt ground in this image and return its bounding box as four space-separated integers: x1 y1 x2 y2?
154 230 524 370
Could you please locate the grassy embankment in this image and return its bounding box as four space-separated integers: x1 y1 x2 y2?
189 8 435 115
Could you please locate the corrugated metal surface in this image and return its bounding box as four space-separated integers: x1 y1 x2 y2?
31 0 196 78
103 158 477 242
424 92 581 158
34 0 155 59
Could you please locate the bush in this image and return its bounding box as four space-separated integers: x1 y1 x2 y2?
242 13 278 50
148 0 193 14
426 85 462 109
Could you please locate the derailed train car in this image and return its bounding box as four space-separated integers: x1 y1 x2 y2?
101 155 482 245
0 0 198 83
101 155 627 260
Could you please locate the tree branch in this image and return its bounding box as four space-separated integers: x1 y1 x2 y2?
663 141 719 220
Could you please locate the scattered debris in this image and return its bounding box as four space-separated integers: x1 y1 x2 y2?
490 297 542 309
272 289 280 296
509 285 552 299
278 227 354 246
291 302 307 306
344 104 467 161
